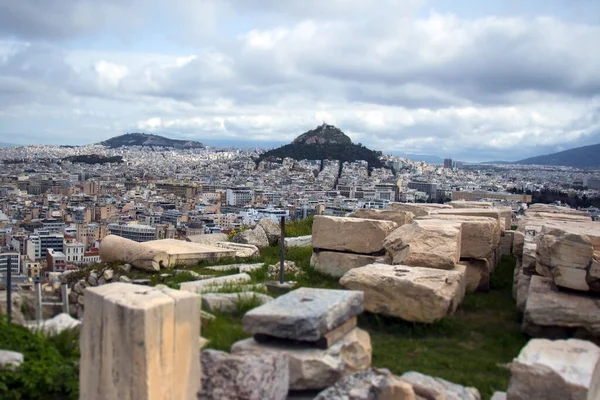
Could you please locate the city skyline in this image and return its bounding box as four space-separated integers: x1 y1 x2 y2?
1 0 600 161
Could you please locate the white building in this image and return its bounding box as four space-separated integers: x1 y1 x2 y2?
63 239 84 264
226 187 254 206
107 223 156 242
0 253 22 278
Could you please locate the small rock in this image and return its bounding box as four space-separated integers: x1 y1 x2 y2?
122 263 131 272
200 349 289 400
132 279 151 286
314 368 415 400
0 350 24 370
103 269 114 281
68 290 79 304
97 277 107 286
200 310 216 327
268 260 302 278
174 269 204 279
77 295 85 306
491 392 507 400
159 273 172 281
73 279 86 295
30 313 82 335
119 276 132 283
88 272 98 286
199 337 209 349
258 218 282 246
400 371 480 400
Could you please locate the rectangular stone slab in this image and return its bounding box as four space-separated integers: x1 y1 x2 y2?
254 317 358 349
242 287 364 341
312 216 397 254
143 239 236 267
179 273 251 293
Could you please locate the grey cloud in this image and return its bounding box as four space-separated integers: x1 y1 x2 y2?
0 0 144 40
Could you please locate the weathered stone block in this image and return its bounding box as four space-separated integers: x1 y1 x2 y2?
513 231 525 258
340 264 465 323
285 235 312 248
500 231 514 256
387 202 451 217
419 215 502 259
458 259 490 293
233 225 269 248
231 327 372 391
311 250 383 278
536 224 600 293
80 283 201 400
180 273 251 294
200 349 289 400
258 218 281 246
522 276 600 339
507 339 600 400
213 242 259 258
383 220 461 269
449 200 493 209
242 287 363 341
348 208 414 227
312 216 397 254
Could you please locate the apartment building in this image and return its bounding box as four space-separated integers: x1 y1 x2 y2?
107 223 156 242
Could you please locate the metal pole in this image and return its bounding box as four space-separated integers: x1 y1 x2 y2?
279 216 285 284
6 256 11 324
61 284 69 315
35 280 42 325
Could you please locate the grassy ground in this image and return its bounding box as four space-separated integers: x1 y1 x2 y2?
202 253 528 399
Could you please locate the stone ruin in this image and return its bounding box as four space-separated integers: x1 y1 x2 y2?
5 207 600 399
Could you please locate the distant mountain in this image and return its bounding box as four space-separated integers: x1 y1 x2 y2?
99 133 204 149
512 143 600 167
0 142 19 147
256 124 385 170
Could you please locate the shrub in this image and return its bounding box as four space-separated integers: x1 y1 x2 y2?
0 318 80 400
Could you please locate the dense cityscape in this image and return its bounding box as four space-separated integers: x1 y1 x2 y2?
1 127 599 286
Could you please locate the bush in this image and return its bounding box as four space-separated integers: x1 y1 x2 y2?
0 318 80 400
227 226 249 240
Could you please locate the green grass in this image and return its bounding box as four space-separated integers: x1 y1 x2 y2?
201 254 527 399
285 216 314 237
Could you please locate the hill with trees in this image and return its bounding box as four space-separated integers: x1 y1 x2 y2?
256 124 385 171
99 133 204 149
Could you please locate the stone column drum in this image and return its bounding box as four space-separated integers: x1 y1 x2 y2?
79 283 201 400
99 234 169 271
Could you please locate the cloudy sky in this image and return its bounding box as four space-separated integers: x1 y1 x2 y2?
1 0 599 161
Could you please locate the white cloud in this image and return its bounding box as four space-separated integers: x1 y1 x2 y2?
0 1 599 160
